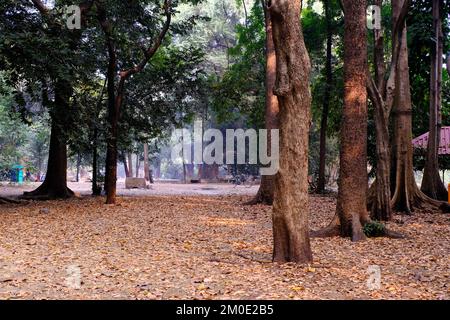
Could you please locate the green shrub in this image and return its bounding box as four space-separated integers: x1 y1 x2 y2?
363 221 386 237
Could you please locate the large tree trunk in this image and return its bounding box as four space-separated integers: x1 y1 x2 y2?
247 0 279 206
269 0 313 263
316 0 333 193
313 0 370 241
22 82 74 200
420 0 447 201
390 0 446 213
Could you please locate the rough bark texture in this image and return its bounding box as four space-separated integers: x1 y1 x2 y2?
421 0 448 201
22 82 74 200
313 0 370 241
389 0 447 213
316 0 333 194
247 0 279 206
269 0 313 263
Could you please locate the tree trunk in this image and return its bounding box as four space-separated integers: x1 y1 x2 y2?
101 0 171 204
269 0 313 263
247 0 279 205
316 0 333 193
92 129 101 196
76 153 81 182
366 0 392 221
122 152 129 178
135 154 140 178
390 0 446 212
144 143 150 182
421 0 447 201
313 0 370 241
104 72 120 205
22 82 74 200
127 153 133 178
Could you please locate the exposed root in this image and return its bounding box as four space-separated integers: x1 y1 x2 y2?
310 215 340 238
20 186 75 201
384 228 406 239
0 196 21 205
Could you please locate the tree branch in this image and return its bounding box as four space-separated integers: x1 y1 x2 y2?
30 0 49 15
122 0 172 79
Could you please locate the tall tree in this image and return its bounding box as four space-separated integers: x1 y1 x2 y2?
96 0 172 204
316 0 333 193
269 0 313 263
314 0 370 241
421 0 448 200
19 0 94 199
366 0 411 220
247 0 279 205
390 0 448 212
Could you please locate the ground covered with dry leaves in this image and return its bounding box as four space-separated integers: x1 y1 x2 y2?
0 193 448 300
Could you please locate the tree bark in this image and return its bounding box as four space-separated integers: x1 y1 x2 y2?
421 0 447 201
316 0 333 193
269 0 313 263
389 0 447 212
247 0 279 206
144 143 150 182
22 82 74 200
313 0 370 241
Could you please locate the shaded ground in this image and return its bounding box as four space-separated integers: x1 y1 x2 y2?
0 181 259 198
0 193 448 300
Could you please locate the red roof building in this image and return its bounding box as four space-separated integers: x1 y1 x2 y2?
412 126 450 155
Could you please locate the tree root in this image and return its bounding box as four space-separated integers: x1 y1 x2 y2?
20 186 75 201
0 196 21 205
310 215 406 240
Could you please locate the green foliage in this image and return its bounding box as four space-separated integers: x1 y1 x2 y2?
363 221 386 238
211 1 265 129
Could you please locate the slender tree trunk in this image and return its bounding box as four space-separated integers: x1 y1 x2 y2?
144 143 150 182
366 0 392 221
135 154 140 178
269 0 313 263
421 0 447 201
316 0 333 193
92 129 101 196
247 0 279 205
122 152 129 178
76 153 81 182
127 153 133 178
313 0 370 241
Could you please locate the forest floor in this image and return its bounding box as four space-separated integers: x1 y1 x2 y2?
0 187 448 300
